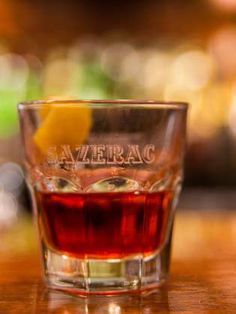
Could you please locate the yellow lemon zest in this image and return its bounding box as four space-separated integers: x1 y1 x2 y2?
34 104 92 154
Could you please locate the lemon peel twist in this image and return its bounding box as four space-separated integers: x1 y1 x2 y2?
34 103 92 154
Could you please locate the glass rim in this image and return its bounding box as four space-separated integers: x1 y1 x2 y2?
18 99 188 110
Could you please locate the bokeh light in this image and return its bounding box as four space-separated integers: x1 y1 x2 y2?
209 0 236 12
0 162 24 196
0 20 235 188
0 53 29 138
170 50 214 91
228 88 236 137
0 190 18 229
0 38 233 145
209 26 236 78
108 303 121 314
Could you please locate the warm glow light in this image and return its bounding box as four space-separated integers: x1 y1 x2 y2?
209 0 236 11
189 83 232 140
120 49 141 83
0 38 229 144
100 43 134 80
165 80 232 141
143 52 171 92
0 53 29 90
108 303 121 314
209 26 236 78
170 50 214 91
43 58 79 97
228 89 236 137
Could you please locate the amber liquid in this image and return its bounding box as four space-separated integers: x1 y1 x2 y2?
37 191 172 259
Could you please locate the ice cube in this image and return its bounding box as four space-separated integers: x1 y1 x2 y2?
86 176 140 192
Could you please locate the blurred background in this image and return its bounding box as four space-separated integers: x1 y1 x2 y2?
0 0 236 229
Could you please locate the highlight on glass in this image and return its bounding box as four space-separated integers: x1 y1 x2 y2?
18 99 188 295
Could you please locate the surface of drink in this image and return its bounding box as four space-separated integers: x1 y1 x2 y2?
37 190 173 259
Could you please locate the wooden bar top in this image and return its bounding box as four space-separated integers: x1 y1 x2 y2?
0 210 236 313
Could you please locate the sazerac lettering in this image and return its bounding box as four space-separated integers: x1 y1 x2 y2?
142 144 155 164
106 145 123 165
91 145 106 164
46 144 156 167
125 145 143 164
58 145 75 164
75 145 89 164
114 145 125 165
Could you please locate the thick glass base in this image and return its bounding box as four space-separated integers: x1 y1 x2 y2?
43 239 172 295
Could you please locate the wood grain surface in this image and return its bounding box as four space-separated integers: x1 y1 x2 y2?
0 210 236 313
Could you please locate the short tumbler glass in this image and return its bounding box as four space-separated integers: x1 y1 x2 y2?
18 100 187 295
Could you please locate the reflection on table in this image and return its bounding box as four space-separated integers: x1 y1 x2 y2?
0 210 236 313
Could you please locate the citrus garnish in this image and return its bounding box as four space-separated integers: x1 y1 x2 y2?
34 103 92 154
